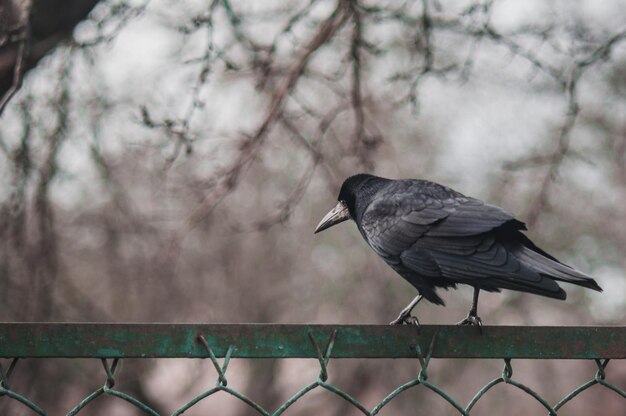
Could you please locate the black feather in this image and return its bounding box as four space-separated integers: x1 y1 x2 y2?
328 174 602 307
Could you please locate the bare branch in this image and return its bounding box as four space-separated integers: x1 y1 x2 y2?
0 24 27 115
187 0 350 227
524 30 626 226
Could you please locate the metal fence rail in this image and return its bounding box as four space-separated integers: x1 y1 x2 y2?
0 324 625 415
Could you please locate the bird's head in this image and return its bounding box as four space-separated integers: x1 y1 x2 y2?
314 173 378 233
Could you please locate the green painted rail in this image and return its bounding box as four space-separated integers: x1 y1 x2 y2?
0 324 625 415
0 323 624 359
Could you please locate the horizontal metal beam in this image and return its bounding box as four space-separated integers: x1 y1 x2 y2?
0 324 624 359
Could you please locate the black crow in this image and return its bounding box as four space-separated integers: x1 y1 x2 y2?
315 174 602 326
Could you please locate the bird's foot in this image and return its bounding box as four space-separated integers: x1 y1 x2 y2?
457 314 482 334
390 312 420 327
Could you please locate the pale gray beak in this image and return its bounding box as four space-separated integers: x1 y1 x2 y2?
314 201 350 233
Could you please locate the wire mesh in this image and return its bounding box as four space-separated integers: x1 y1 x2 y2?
0 324 625 415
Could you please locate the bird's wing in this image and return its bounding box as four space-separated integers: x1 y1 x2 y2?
359 190 446 258
403 234 566 298
395 195 565 297
358 180 596 301
360 180 517 259
424 199 519 237
360 181 566 297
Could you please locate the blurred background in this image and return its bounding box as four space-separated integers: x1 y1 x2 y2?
1 0 625 414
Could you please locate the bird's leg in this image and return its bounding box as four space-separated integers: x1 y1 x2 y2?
390 294 423 326
457 287 483 330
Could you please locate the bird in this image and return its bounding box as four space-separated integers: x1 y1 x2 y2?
314 173 602 327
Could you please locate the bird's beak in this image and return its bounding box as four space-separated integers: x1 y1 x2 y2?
314 201 350 233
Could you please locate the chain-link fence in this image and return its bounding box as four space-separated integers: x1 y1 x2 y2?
0 324 624 415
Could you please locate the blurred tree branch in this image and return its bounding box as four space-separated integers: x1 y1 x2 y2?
1 2 625 414
0 0 101 115
187 0 351 228
0 0 106 115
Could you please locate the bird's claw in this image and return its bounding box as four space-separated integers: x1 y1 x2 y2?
457 315 482 334
390 313 420 327
457 315 482 326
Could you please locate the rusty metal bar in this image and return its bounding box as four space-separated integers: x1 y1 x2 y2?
0 324 624 359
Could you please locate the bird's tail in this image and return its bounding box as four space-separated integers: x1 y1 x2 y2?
515 245 602 292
